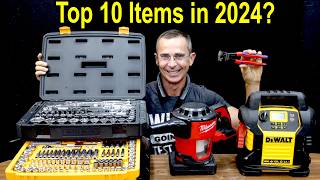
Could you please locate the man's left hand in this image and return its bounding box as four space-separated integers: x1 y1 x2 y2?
239 49 263 85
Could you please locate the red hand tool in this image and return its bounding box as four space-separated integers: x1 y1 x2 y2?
218 50 268 66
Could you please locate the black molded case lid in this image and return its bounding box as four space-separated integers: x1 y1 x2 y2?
40 31 146 101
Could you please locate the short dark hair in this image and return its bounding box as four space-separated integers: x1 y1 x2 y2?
156 29 192 52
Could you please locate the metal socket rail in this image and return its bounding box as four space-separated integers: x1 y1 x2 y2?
29 100 136 125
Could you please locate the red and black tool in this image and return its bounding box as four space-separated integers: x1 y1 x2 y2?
218 50 268 66
150 102 235 175
212 104 237 143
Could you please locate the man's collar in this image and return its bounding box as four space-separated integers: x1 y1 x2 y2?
157 73 190 100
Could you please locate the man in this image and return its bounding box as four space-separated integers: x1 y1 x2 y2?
35 29 263 155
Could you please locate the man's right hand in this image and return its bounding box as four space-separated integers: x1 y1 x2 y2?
35 53 48 81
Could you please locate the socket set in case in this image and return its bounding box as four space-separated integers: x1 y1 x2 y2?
17 100 146 139
7 28 150 180
16 30 147 140
27 101 137 125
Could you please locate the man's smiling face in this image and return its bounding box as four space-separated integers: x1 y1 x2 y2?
156 36 195 85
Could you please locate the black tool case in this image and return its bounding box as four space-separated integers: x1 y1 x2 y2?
16 31 147 140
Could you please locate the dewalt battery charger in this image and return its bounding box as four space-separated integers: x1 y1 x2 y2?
236 91 315 176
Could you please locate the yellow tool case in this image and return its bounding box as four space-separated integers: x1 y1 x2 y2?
6 140 144 180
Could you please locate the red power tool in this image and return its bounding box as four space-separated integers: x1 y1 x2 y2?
218 50 268 66
150 102 235 175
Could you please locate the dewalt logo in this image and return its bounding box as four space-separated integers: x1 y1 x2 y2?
265 137 293 143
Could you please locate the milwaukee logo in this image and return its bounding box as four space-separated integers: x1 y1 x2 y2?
266 137 293 143
199 121 216 134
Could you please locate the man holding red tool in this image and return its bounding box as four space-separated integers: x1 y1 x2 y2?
34 29 266 155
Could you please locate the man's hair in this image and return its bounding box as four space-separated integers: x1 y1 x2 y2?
156 29 192 53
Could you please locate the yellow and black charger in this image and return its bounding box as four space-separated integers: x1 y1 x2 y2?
236 90 315 176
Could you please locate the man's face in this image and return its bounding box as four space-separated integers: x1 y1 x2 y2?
155 36 196 85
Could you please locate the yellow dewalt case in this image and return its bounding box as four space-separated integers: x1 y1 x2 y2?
236 90 315 176
6 140 142 180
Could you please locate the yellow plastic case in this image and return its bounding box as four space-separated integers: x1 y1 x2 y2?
6 140 141 180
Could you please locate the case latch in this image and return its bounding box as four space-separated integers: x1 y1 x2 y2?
119 27 129 35
59 26 71 35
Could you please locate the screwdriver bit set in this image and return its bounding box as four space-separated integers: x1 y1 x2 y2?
7 29 150 180
6 140 142 179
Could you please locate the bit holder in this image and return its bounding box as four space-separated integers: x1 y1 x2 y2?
12 140 137 173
